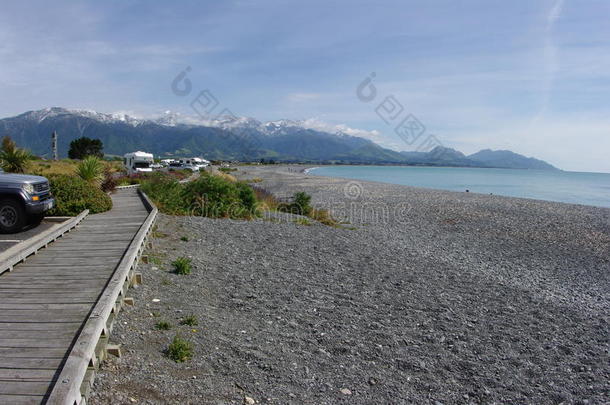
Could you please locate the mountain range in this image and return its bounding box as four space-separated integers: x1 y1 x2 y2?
0 107 558 170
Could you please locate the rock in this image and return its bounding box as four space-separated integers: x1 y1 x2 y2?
340 388 352 395
152 299 160 303
244 396 255 405
368 377 377 385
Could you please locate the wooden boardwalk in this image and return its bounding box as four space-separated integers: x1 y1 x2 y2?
0 188 152 405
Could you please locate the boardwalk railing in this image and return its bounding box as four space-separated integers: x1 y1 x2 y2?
0 211 89 276
46 190 158 405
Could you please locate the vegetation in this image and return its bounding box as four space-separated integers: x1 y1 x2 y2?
166 335 193 362
172 257 192 275
180 236 189 242
180 315 198 326
140 171 258 219
46 174 112 216
0 136 33 173
294 217 312 226
218 167 237 173
278 191 313 216
68 137 104 159
155 321 171 330
75 156 104 185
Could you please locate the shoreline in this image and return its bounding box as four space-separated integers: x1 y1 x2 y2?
90 164 610 404
302 164 610 210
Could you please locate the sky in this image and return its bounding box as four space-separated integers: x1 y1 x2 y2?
0 0 609 172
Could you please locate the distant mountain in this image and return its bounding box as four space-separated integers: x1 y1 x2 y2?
400 146 558 170
0 107 558 169
467 149 557 170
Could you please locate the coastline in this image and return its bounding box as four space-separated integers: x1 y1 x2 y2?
90 165 610 404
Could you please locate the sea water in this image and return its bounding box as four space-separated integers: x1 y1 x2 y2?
309 166 610 208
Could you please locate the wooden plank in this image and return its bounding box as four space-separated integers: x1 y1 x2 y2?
0 303 91 311
0 358 63 369
0 297 96 304
0 347 67 358
0 328 77 339
0 280 106 288
0 380 52 396
0 368 57 381
0 394 45 405
0 338 74 349
0 314 86 323
0 323 81 332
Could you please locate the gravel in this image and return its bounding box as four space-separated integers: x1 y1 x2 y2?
90 165 610 405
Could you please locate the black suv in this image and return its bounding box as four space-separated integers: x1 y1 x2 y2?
0 168 55 233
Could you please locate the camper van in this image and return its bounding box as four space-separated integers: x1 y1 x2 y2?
177 157 210 171
124 151 154 175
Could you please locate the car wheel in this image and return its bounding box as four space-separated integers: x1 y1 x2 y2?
0 199 26 233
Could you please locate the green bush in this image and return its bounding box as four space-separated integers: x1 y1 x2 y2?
166 335 193 362
47 174 112 216
141 171 258 219
172 257 192 275
279 191 313 216
183 173 256 218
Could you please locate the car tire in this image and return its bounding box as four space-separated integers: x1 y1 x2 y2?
0 198 27 234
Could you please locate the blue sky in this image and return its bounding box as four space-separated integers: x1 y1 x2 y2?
1 0 609 172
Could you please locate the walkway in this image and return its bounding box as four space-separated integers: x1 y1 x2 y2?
0 188 153 405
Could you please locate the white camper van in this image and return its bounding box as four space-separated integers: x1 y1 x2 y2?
177 157 210 171
124 151 154 175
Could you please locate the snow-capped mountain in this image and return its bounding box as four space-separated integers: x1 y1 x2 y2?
0 107 557 168
1 107 404 163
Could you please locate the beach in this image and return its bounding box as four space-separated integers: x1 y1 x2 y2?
90 165 610 404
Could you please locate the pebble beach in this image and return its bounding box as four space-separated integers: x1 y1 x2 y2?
90 165 610 404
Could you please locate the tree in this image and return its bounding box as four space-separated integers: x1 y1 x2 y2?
68 137 104 159
0 136 33 173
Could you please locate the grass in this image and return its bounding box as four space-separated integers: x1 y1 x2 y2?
218 167 237 173
246 177 263 183
172 257 192 275
180 315 198 326
166 335 193 362
155 321 171 330
294 217 312 226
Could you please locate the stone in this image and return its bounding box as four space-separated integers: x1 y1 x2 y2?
244 396 255 405
340 388 352 395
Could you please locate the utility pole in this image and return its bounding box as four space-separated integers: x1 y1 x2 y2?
51 131 58 160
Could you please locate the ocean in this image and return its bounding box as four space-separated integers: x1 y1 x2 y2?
309 166 610 208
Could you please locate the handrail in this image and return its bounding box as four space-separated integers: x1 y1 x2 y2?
0 210 89 276
46 190 157 405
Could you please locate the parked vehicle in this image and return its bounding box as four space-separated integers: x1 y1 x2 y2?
176 157 210 171
0 168 55 233
124 151 154 175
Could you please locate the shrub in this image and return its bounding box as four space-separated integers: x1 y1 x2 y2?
166 335 193 362
155 321 171 330
182 173 257 219
180 236 189 242
76 156 104 185
279 191 313 216
139 172 186 215
172 257 192 275
180 315 198 326
100 166 117 192
0 136 33 173
47 174 112 216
